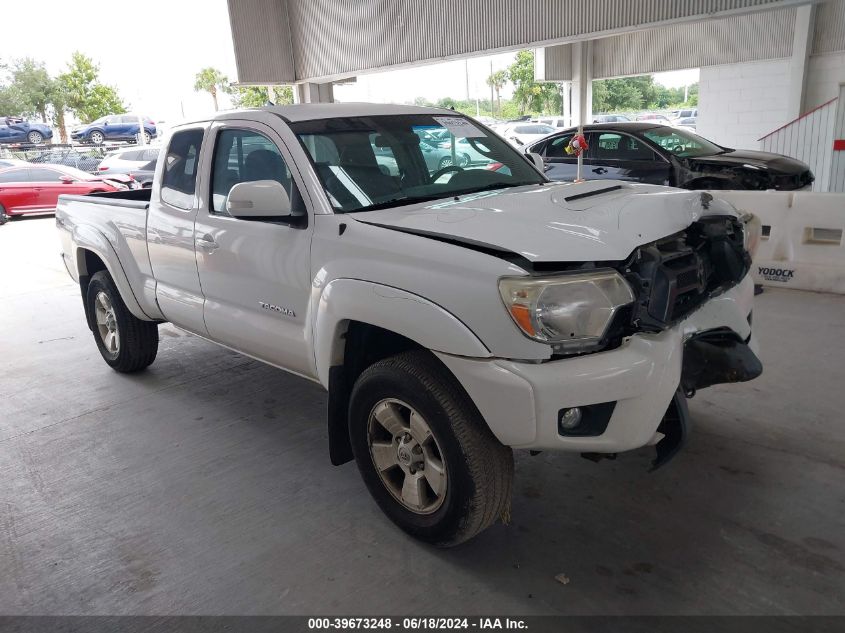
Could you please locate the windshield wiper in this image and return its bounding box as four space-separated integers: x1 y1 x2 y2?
447 181 539 198
352 194 451 213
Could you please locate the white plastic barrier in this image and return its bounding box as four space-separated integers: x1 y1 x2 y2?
709 190 845 295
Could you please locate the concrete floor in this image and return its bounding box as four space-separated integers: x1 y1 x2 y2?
1 216 843 615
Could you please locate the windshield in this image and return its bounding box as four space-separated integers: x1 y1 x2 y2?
291 114 545 213
643 126 723 158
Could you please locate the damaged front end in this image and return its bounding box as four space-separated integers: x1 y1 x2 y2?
616 210 762 468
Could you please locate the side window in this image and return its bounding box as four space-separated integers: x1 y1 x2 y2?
0 169 29 183
161 128 204 209
619 135 658 161
545 134 574 159
210 128 302 217
590 133 622 160
30 168 62 181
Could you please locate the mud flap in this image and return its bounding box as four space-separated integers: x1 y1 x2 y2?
650 389 690 472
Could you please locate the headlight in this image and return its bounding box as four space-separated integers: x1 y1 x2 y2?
498 270 635 352
740 212 762 259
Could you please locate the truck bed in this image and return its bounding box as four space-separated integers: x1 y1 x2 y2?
58 187 152 210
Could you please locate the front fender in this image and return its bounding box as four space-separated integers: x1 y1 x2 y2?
72 224 153 321
313 278 491 387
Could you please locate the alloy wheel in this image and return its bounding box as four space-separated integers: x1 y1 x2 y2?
94 291 120 355
367 398 447 514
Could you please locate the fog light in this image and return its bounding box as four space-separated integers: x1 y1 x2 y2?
559 407 582 430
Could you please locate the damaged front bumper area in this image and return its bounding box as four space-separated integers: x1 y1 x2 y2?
436 214 762 469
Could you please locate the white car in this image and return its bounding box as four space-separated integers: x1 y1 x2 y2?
536 116 569 128
97 146 161 174
498 122 557 147
56 103 761 546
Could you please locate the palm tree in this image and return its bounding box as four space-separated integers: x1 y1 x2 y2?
194 67 229 111
486 70 508 118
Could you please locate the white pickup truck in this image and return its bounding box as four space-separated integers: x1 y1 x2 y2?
56 104 762 546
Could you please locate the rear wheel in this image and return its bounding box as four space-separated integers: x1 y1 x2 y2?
89 130 105 145
349 350 513 546
27 131 44 144
437 156 453 170
86 270 158 372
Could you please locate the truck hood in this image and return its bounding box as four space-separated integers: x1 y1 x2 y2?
352 180 738 263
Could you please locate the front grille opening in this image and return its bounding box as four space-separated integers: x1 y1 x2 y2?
622 215 749 331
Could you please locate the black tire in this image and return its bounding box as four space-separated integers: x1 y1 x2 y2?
27 131 44 144
86 270 158 372
0 204 8 225
437 156 453 170
89 130 105 145
349 350 513 547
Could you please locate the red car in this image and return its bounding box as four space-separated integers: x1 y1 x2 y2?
0 164 133 224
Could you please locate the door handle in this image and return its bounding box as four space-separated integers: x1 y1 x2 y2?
195 234 219 252
593 167 608 174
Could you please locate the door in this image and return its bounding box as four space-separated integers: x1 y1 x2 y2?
539 133 578 181
193 121 315 377
147 126 209 334
28 167 88 209
585 131 672 185
120 115 141 140
101 115 123 140
0 168 37 213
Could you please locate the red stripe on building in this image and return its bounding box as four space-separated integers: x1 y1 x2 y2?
834 139 845 151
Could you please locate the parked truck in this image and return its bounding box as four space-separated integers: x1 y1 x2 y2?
56 104 763 546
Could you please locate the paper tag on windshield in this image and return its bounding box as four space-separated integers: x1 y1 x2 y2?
432 116 486 138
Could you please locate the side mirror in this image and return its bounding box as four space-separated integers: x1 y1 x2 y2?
60 175 74 184
226 180 291 219
527 152 545 173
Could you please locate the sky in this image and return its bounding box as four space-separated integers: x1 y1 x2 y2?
0 0 698 124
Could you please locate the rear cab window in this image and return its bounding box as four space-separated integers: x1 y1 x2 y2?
161 128 204 209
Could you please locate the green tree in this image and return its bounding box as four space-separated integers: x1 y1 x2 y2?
232 85 293 108
0 84 25 117
485 69 508 117
507 50 562 115
9 58 53 122
194 67 230 111
59 52 126 123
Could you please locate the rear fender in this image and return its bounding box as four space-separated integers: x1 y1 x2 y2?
73 225 153 321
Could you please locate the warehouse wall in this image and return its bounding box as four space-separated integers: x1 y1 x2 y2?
697 59 791 149
806 52 845 110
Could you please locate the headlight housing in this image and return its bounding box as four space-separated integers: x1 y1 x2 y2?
740 212 762 259
498 270 635 353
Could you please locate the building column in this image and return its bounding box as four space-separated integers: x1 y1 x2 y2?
570 40 593 127
294 82 334 104
786 4 817 120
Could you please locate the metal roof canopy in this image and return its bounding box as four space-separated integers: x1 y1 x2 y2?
227 0 817 85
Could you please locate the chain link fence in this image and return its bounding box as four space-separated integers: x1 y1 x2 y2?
0 143 127 173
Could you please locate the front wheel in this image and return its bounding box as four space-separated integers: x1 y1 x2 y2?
349 350 513 547
86 270 159 372
0 204 8 225
142 131 152 144
27 131 44 144
89 130 105 145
